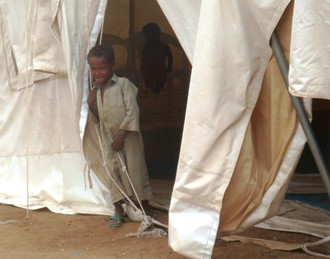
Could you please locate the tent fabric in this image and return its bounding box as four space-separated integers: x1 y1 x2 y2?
289 1 330 100
157 1 313 258
0 0 112 215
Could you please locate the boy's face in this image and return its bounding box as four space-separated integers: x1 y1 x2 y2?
88 56 113 86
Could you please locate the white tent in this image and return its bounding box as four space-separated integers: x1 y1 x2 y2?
1 0 330 258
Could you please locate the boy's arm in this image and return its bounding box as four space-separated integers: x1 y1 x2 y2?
87 87 99 118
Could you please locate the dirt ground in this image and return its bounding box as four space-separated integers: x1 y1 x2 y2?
0 195 322 259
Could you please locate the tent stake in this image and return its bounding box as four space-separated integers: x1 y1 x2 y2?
270 32 330 199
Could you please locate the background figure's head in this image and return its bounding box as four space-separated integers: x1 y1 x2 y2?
143 23 161 44
87 45 115 86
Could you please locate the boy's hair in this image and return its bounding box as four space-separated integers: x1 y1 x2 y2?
87 45 115 64
142 23 161 39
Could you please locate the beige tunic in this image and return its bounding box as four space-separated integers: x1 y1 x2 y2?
91 74 152 203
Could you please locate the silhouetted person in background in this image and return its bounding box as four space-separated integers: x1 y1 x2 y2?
141 23 173 95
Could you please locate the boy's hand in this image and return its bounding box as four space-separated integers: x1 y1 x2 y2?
111 130 126 151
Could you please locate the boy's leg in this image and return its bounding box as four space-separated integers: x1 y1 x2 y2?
114 201 124 217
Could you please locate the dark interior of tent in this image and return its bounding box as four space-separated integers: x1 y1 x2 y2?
98 2 191 180
288 99 330 210
296 99 330 175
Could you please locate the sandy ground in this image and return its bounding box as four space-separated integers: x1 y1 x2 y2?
1 177 327 259
0 191 322 259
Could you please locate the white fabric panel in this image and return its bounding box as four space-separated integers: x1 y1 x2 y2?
0 1 33 89
0 154 112 215
157 0 201 64
0 1 67 89
0 0 111 215
162 1 291 258
32 0 66 75
289 0 330 100
56 0 102 118
0 0 28 65
169 197 219 259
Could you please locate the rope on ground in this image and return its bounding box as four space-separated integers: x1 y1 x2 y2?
125 215 168 238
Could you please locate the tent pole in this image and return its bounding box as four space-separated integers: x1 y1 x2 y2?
270 32 330 199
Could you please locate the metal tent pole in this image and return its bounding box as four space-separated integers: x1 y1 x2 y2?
270 32 330 199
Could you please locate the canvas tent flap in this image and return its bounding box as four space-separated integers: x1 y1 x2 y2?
220 4 312 233
58 0 104 118
0 0 112 215
159 1 300 258
31 0 66 76
0 1 67 90
289 1 330 100
0 1 34 89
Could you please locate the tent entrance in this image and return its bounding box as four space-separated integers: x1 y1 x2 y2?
99 1 191 180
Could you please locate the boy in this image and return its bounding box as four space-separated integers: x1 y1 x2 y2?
141 23 173 95
87 45 153 227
